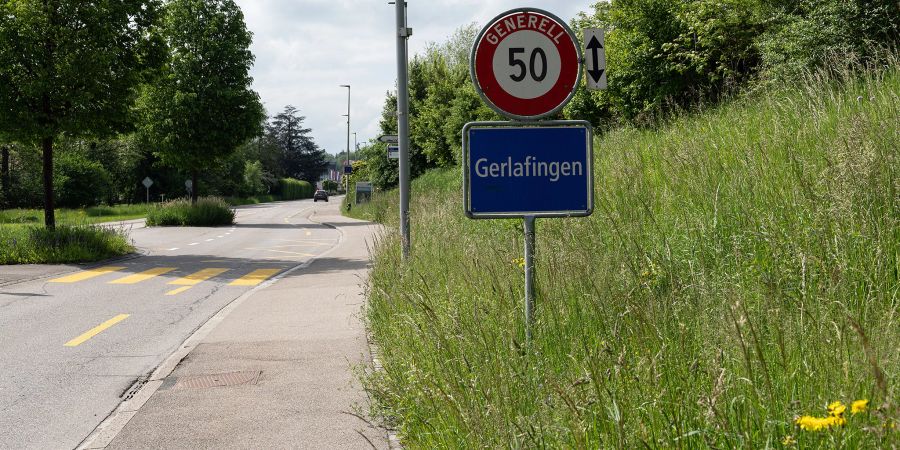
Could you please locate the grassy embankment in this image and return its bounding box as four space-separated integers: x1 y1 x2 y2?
351 67 899 447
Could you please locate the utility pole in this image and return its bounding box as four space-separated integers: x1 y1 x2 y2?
340 84 350 194
395 0 411 259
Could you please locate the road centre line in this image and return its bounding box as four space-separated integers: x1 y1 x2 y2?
188 243 199 246
50 266 125 283
168 247 179 251
64 314 130 347
228 269 281 286
205 239 214 242
109 267 176 285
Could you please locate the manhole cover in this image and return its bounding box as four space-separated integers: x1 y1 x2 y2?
173 371 261 389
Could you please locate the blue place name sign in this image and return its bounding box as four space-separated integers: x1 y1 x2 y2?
463 121 594 218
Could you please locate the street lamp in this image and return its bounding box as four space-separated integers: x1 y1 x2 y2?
339 84 350 194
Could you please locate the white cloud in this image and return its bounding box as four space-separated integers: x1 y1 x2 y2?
235 0 593 156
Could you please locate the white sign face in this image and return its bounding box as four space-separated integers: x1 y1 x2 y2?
492 30 563 100
142 177 153 188
378 135 398 143
583 28 607 90
387 145 399 159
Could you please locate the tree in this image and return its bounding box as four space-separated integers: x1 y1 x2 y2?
0 0 162 228
141 0 264 203
266 106 328 184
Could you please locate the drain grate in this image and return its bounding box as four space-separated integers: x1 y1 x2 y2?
173 370 261 389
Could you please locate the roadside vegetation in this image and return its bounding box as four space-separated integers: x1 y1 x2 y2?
354 63 900 446
0 225 133 265
0 0 334 231
145 197 235 227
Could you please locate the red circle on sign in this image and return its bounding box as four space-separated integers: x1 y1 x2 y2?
472 9 580 119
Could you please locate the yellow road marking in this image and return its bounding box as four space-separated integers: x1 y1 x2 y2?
229 269 281 286
165 286 192 296
50 266 125 283
108 267 176 285
64 314 130 347
245 248 315 257
167 268 228 286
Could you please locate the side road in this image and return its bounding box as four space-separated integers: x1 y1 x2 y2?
80 201 387 449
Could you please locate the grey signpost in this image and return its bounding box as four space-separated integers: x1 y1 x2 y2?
395 0 411 260
142 177 153 203
466 8 593 344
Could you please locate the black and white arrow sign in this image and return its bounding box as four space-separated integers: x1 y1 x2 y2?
583 28 606 90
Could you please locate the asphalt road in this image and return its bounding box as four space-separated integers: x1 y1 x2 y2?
0 198 342 450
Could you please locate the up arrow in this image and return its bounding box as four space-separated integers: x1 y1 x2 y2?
583 29 607 90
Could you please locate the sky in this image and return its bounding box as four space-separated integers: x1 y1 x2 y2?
233 0 593 157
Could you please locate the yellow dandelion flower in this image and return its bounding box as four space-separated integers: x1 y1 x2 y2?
795 414 845 431
828 400 846 416
851 399 869 414
782 435 796 446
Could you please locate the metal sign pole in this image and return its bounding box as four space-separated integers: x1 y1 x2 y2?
146 187 149 204
524 215 536 345
396 0 411 259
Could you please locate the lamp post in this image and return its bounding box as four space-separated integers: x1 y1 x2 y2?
340 84 350 194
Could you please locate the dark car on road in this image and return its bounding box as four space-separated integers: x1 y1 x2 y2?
313 190 328 202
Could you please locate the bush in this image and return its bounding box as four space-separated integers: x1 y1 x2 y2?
146 197 235 227
55 151 112 207
0 224 133 264
279 178 313 200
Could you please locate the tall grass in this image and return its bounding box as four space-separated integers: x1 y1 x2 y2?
357 66 900 447
0 224 133 264
145 197 235 227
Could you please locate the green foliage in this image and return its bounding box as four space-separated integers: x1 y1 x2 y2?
145 197 234 227
757 0 900 82
0 0 163 227
357 66 900 447
140 0 264 200
240 160 265 197
278 178 313 200
322 180 338 192
0 224 133 264
267 106 328 184
54 151 112 208
565 0 899 126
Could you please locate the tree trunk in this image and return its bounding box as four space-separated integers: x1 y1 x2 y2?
191 170 198 204
42 136 56 230
1 145 9 206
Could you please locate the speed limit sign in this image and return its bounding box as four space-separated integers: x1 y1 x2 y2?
470 8 582 120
